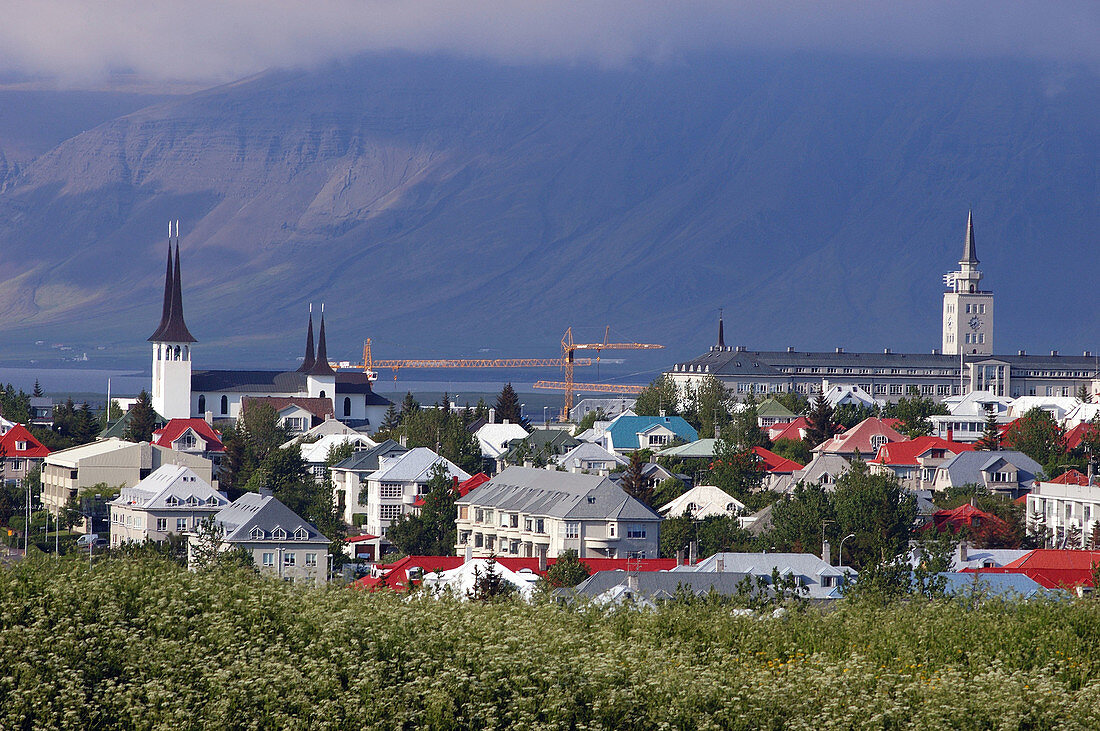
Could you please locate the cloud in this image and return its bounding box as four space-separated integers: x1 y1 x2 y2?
1 1 1096 86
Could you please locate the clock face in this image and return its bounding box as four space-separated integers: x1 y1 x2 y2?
969 316 982 331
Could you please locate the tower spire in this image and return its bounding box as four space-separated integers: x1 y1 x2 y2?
961 210 978 265
148 230 174 341
157 227 196 343
296 305 316 373
717 308 725 349
308 304 335 376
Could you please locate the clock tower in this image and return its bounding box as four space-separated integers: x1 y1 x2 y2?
942 211 993 356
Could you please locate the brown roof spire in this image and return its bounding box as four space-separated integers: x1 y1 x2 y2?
147 232 174 341
159 223 197 343
308 305 335 376
296 305 316 373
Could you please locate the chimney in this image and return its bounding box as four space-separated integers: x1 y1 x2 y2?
821 539 831 566
399 435 407 447
676 549 684 565
464 544 472 563
204 410 213 426
537 546 547 572
716 556 725 573
947 427 954 442
488 408 496 424
659 409 666 417
932 349 940 355
688 540 698 565
258 486 273 498
502 419 509 425
787 346 795 353
956 540 968 565
627 573 639 592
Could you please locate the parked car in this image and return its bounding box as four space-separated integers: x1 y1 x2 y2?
74 534 107 548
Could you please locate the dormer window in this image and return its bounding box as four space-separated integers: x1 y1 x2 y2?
15 441 27 451
293 527 308 540
272 527 287 540
250 527 265 540
206 496 219 505
165 496 179 506
187 496 199 506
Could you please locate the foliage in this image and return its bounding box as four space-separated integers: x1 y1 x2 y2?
773 391 808 416
619 451 654 506
931 483 1028 549
122 390 158 443
771 437 810 466
493 383 526 427
0 383 32 424
882 395 948 438
220 402 287 492
651 476 686 508
539 549 591 589
394 405 482 474
660 514 755 558
379 404 401 432
832 403 880 430
767 483 835 557
708 437 768 510
1003 407 1067 475
386 463 459 556
467 557 516 601
723 402 770 451
634 374 680 417
804 394 835 447
1078 384 1092 403
973 407 1002 450
5 556 1100 727
681 374 730 439
830 463 917 569
190 517 256 572
574 408 606 433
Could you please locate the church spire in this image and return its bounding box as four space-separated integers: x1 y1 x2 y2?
157 222 196 343
717 309 725 349
960 210 979 265
308 305 335 376
147 233 174 342
296 305 316 373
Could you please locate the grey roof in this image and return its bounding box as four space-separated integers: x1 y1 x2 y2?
190 368 390 404
568 570 753 602
673 552 852 599
460 466 661 522
961 210 978 265
941 572 1053 600
111 464 229 511
213 492 329 543
372 447 469 483
331 440 407 472
554 442 628 467
937 450 1042 486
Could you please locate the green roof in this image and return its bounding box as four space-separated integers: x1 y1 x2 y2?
98 408 168 440
655 438 716 459
754 398 797 419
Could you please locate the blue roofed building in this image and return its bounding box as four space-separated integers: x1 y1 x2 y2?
598 415 698 454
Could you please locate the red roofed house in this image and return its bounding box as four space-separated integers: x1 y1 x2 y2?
751 446 804 491
921 502 1007 536
1049 469 1091 486
0 424 49 486
962 549 1100 594
1063 422 1099 452
241 396 334 435
869 435 974 491
768 416 809 444
152 418 225 474
813 417 906 461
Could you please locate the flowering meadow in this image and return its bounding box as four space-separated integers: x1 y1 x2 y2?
2 557 1100 729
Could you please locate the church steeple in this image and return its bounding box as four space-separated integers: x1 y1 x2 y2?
296 306 316 373
716 309 725 349
148 236 174 342
308 306 335 376
149 221 196 344
960 210 979 265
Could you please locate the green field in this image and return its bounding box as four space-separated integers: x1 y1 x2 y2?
2 556 1100 729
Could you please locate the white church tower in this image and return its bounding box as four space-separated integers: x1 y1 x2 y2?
942 211 993 356
149 222 196 419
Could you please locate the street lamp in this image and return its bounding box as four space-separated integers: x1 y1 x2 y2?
838 533 856 569
543 406 548 427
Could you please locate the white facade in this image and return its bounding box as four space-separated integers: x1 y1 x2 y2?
1027 481 1100 548
152 342 193 419
942 213 993 356
360 448 470 544
109 464 230 547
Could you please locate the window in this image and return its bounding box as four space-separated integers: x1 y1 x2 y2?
293 527 308 540
272 527 287 540
626 524 647 539
627 551 647 560
380 483 402 498
500 512 509 527
343 397 352 417
608 522 616 537
176 433 197 450
486 536 495 551
198 395 206 413
220 395 228 415
305 553 317 567
262 552 274 567
870 434 889 452
380 505 402 521
535 519 545 534
459 506 468 520
283 552 296 566
510 514 519 528
524 518 532 532
165 496 179 506
156 518 167 532
176 518 187 531
15 441 26 451
250 527 265 540
565 522 580 539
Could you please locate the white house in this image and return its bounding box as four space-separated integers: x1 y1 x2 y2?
360 448 470 548
474 421 529 461
329 439 408 526
659 485 745 519
930 391 1013 442
293 432 377 482
109 464 230 547
554 442 628 475
1026 480 1100 548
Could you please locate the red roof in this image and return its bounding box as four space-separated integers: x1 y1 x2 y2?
869 435 974 466
353 555 680 591
920 502 1006 534
768 417 808 443
458 473 490 496
964 550 1100 589
345 534 379 543
0 424 49 458
1063 423 1098 451
751 446 803 473
816 417 905 456
1049 469 1091 486
152 418 224 452
242 396 334 421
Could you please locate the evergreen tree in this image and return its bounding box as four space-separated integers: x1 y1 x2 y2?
494 383 524 425
1066 523 1083 550
620 451 654 506
725 402 770 450
689 375 730 439
1003 407 1066 473
380 404 401 432
805 395 835 447
1077 384 1092 403
31 379 43 398
831 462 916 569
474 398 491 422
123 390 157 443
400 392 420 418
387 463 460 555
882 395 948 438
973 407 1001 450
539 549 591 589
766 483 836 557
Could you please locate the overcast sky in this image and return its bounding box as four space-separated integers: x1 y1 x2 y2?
2 1 1097 87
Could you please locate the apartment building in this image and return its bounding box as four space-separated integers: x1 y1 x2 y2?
108 464 230 547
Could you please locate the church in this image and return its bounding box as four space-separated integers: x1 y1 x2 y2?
669 213 1099 402
147 229 392 430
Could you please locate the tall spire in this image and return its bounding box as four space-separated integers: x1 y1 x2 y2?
717 309 725 349
147 233 174 341
308 304 335 376
158 223 196 343
961 210 979 265
296 305 316 373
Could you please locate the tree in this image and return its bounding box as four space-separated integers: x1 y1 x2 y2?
724 402 770 451
619 451 654 506
540 549 591 589
634 375 680 417
804 395 835 448
386 463 459 556
123 390 157 443
380 404 401 432
467 557 516 601
833 403 880 430
575 408 607 433
102 399 124 428
220 402 287 492
400 392 420 419
709 436 767 509
1077 384 1092 403
882 395 947 438
687 375 730 439
660 514 754 558
1066 523 1083 550
651 476 685 508
766 483 835 557
973 407 1001 450
1003 407 1066 473
831 462 916 569
190 518 255 572
771 438 811 466
31 379 43 398
494 383 524 425
474 398 491 422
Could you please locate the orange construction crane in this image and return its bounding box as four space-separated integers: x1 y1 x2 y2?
350 340 593 382
555 327 663 421
533 381 647 395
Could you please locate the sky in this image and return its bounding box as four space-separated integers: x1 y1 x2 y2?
1 1 1097 88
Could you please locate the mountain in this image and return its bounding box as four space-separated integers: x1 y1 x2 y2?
0 54 1096 372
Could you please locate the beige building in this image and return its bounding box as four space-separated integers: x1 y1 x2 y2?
108 464 230 547
42 438 213 515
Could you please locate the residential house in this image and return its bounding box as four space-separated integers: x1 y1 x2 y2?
868 435 974 491
609 462 691 494
813 417 906 460
659 484 745 519
1007 396 1081 422
930 391 1013 443
99 407 168 440
500 429 580 467
0 415 14 435
0 424 49 487
455 467 662 560
754 399 797 428
772 453 852 493
961 549 1100 594
753 446 804 491
329 439 408 526
474 421 529 466
909 540 1029 571
151 418 224 474
420 558 542 600
931 450 1042 498
286 417 371 443
1026 479 1100 548
361 448 470 549
190 489 331 585
597 415 698 453
555 442 628 474
569 398 636 423
241 396 334 435
767 417 809 443
42 438 213 516
920 502 1007 537
822 384 880 409
108 464 230 547
29 397 54 427
670 552 853 599
295 432 377 482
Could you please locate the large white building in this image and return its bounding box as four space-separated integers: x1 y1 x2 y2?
109 464 230 547
147 229 391 429
1027 480 1100 548
942 211 993 356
